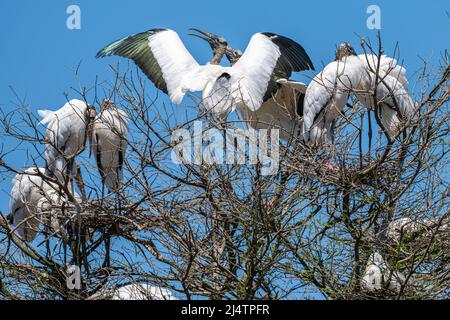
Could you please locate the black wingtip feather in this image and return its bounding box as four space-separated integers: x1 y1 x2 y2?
96 28 168 59
262 32 315 71
95 28 169 94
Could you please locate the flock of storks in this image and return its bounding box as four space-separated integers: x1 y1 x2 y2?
4 27 424 297
95 28 415 144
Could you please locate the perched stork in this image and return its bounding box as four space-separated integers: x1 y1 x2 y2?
96 28 312 115
91 99 129 192
386 217 421 244
357 53 416 138
89 283 178 300
303 43 415 145
192 29 314 142
386 216 449 244
38 99 96 188
361 251 405 293
8 167 57 241
302 43 369 145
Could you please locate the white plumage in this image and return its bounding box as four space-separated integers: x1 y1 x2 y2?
89 283 178 300
303 44 416 145
216 40 313 142
361 251 405 293
97 29 310 115
303 45 369 145
8 167 57 241
386 216 449 244
239 79 307 141
357 54 415 137
91 100 129 192
111 284 178 300
147 29 204 104
386 217 421 244
38 99 96 186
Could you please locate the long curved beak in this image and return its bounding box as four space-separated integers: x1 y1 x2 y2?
188 28 215 42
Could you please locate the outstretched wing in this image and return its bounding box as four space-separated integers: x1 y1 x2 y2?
262 33 314 102
263 32 314 76
230 33 314 111
97 29 200 104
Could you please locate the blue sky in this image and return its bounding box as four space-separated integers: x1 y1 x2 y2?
0 0 448 212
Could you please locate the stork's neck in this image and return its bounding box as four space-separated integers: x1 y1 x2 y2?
210 46 226 65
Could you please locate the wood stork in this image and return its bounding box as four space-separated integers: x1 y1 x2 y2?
89 283 178 300
357 53 416 138
91 99 129 192
361 251 405 293
8 167 57 241
96 28 313 115
302 43 369 145
38 99 96 188
303 43 415 145
386 217 421 244
387 216 449 244
193 30 314 142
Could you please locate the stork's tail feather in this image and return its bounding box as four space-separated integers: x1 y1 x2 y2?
37 109 55 125
380 105 400 138
307 124 334 146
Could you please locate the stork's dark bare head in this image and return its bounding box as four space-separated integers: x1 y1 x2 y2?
335 43 356 61
189 28 228 51
189 28 229 64
225 48 243 65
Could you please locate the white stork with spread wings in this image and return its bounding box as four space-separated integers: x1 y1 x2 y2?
96 28 313 116
191 29 314 142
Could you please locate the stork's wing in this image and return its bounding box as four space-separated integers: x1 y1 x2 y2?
231 33 314 111
303 56 370 144
263 32 315 75
359 54 413 116
376 74 416 137
302 72 333 143
359 54 408 88
96 29 200 104
276 79 307 93
262 33 314 102
276 79 307 117
357 54 415 137
378 74 415 118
